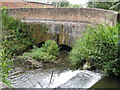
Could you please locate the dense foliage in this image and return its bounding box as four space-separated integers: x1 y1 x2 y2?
2 7 35 56
1 6 35 85
20 40 59 62
87 1 120 12
51 0 69 7
69 24 120 76
51 0 83 8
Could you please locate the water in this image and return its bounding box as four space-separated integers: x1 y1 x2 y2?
8 68 102 88
49 70 102 88
8 50 102 88
92 76 120 88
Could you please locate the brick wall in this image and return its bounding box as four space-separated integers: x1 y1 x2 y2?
2 2 55 8
7 8 120 25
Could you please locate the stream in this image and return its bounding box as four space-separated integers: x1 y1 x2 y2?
7 49 104 88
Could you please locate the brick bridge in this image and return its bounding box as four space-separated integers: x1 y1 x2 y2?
7 8 120 47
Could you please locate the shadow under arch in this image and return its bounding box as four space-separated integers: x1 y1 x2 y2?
36 41 72 52
36 41 45 48
59 44 72 52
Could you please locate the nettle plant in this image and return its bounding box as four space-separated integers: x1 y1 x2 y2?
69 24 120 76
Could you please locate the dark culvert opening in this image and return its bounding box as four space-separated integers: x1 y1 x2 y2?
59 44 72 52
36 42 72 52
36 41 45 48
57 44 72 68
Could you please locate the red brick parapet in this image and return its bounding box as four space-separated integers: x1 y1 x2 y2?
6 8 120 26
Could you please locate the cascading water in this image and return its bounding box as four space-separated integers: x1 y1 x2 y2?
8 67 102 88
48 70 102 88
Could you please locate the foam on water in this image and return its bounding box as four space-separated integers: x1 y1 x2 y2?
49 70 80 88
9 67 102 88
48 70 102 88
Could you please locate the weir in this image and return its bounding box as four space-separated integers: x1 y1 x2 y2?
8 66 102 88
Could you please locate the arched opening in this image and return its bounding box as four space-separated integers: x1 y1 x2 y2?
56 44 72 68
58 44 72 58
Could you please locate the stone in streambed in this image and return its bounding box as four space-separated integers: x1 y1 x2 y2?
83 61 91 70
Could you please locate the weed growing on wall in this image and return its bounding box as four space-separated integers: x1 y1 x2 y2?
69 24 120 76
20 40 59 62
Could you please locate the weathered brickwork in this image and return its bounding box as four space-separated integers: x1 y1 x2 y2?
7 8 120 25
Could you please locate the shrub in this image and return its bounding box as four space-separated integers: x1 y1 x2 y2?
2 7 35 56
69 24 120 76
20 40 59 62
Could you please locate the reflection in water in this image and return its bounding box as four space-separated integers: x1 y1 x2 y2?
92 76 120 88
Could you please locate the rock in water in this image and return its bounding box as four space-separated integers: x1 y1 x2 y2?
83 61 91 70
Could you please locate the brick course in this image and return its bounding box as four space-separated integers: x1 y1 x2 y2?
7 8 120 25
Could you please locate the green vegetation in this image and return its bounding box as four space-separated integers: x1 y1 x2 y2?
20 40 59 62
69 24 120 76
51 0 69 7
1 7 59 85
51 0 83 8
66 4 83 8
0 55 12 87
2 7 35 56
1 6 36 85
87 1 120 12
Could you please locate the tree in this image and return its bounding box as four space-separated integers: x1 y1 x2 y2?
87 1 120 12
51 0 70 7
110 2 120 12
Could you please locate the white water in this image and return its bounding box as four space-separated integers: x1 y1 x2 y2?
9 67 102 88
48 70 102 88
49 70 80 88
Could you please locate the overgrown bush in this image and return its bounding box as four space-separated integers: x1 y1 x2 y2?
87 2 120 12
2 7 35 56
69 24 120 76
20 40 59 62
